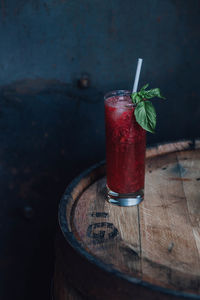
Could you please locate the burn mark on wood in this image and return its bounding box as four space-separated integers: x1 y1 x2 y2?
168 242 174 252
87 222 118 244
162 166 167 170
90 212 109 218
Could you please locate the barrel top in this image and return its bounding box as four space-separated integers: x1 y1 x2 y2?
59 139 200 299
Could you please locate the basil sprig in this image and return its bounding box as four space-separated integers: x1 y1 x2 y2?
131 84 165 133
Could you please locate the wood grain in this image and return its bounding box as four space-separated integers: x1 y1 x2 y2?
177 150 200 261
55 140 200 300
73 177 141 276
140 151 200 293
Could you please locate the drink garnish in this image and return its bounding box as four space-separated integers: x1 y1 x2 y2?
131 84 165 133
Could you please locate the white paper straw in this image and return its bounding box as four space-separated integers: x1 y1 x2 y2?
132 58 143 93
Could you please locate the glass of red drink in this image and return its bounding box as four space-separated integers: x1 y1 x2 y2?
104 90 146 206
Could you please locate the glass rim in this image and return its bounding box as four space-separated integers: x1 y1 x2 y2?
104 90 131 101
104 90 136 107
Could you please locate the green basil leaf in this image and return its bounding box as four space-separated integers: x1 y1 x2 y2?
141 83 149 91
138 90 146 98
134 101 156 133
131 93 142 104
141 88 165 99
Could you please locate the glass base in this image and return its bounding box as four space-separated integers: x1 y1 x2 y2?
106 186 144 207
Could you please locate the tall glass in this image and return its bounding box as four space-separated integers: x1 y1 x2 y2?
104 90 146 207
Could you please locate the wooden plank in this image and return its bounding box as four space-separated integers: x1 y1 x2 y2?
176 149 200 259
56 141 200 299
146 140 192 158
140 151 200 293
72 177 141 277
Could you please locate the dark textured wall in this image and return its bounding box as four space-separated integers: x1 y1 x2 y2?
0 1 200 299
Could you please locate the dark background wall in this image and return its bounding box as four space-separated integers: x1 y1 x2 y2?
0 1 199 299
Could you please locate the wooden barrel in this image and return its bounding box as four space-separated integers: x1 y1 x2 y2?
54 139 200 300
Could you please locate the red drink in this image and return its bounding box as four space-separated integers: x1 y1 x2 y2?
104 90 146 206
